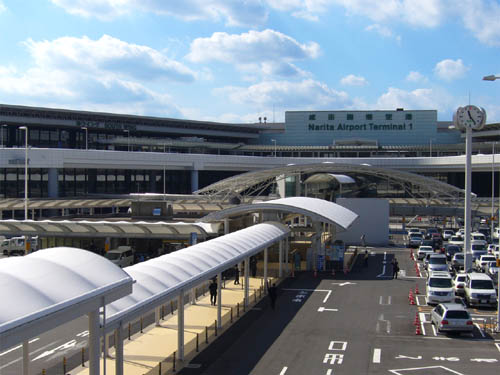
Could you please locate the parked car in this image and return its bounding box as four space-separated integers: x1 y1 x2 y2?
442 229 455 241
484 261 499 283
431 303 474 333
452 272 467 296
104 245 135 268
470 242 488 261
450 253 465 271
475 255 497 272
455 229 465 237
425 227 440 239
448 236 464 249
426 271 454 305
427 254 448 273
471 232 487 246
408 233 424 248
417 245 434 260
464 273 498 307
443 244 461 261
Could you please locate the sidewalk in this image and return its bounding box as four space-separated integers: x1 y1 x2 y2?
73 276 275 375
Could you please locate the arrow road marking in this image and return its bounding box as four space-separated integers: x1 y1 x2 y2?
318 307 339 312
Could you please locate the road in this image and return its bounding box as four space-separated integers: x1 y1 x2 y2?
179 247 500 375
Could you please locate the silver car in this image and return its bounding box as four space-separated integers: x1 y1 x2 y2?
431 303 474 333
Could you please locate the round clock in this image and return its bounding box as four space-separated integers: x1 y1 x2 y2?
453 105 486 130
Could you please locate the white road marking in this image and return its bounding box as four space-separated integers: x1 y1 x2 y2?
389 366 465 375
419 313 426 336
0 338 40 357
326 370 333 375
0 342 58 370
474 323 486 338
379 296 392 305
377 252 387 278
431 324 437 336
318 307 338 312
373 348 381 363
279 366 288 375
376 313 391 334
331 282 356 286
495 343 500 353
323 290 332 303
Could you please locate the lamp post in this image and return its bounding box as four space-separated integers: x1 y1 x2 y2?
163 144 166 200
124 130 130 151
271 139 276 157
81 127 88 150
483 73 500 332
19 126 28 220
491 142 496 239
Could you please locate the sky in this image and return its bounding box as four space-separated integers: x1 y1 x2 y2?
0 0 499 124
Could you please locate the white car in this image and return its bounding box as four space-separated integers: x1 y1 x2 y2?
471 232 487 246
426 272 454 305
464 273 497 307
417 245 434 260
452 272 467 296
493 227 500 240
448 236 464 249
455 229 465 237
484 261 499 282
442 229 455 241
475 255 497 272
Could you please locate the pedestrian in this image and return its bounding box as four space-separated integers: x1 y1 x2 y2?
250 256 257 277
234 265 240 285
267 282 278 310
209 278 217 306
364 250 369 267
392 257 399 279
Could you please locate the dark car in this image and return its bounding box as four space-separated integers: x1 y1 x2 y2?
443 244 461 261
421 239 436 250
425 228 440 239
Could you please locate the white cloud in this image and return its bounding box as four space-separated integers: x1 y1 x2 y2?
375 87 454 112
434 58 468 81
25 35 196 82
340 74 368 86
50 0 268 26
365 24 402 42
186 29 319 78
266 0 329 21
0 1 6 13
214 79 351 108
459 0 500 46
406 71 427 83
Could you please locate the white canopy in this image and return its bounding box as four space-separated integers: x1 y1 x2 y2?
200 197 358 230
103 221 290 332
0 247 133 351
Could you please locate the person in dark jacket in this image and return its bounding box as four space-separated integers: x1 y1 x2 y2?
209 279 218 305
234 265 240 285
392 258 399 279
267 282 278 310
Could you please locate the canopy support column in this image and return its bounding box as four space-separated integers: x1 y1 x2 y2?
285 236 289 274
263 247 268 293
115 324 124 375
177 292 185 361
22 340 29 375
224 218 229 234
89 309 100 375
244 257 249 307
279 240 283 278
217 272 222 329
155 306 161 326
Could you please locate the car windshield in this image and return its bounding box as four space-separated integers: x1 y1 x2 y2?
454 254 464 259
470 280 494 289
481 257 496 262
1 240 8 246
471 245 486 250
450 237 462 241
429 257 446 264
105 252 120 260
445 310 470 319
410 234 422 239
456 276 466 282
429 278 452 288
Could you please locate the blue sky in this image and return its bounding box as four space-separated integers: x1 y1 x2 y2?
0 0 499 123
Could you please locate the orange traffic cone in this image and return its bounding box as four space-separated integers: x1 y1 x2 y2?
414 312 420 325
415 323 422 335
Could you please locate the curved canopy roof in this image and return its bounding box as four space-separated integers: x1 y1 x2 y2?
0 219 214 239
200 197 358 230
0 247 133 351
103 221 290 332
304 173 356 184
195 162 466 203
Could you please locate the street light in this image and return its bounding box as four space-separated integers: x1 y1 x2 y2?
124 130 130 151
81 127 88 150
483 74 500 332
271 139 276 157
19 126 28 220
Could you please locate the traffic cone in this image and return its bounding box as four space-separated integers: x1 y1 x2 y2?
415 284 420 294
414 312 420 325
415 323 422 335
410 295 416 305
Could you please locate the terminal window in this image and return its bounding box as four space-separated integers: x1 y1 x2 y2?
328 114 334 120
366 114 373 120
309 114 316 120
346 114 354 120
386 114 392 120
406 113 412 120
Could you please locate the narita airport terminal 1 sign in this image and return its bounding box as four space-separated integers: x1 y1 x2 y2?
308 122 413 132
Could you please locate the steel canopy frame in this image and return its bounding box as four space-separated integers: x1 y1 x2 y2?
195 162 467 204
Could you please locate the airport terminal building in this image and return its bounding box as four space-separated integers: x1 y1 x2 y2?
0 103 499 201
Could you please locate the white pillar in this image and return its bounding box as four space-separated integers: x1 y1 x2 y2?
88 309 100 375
191 287 196 305
264 247 268 293
244 257 250 306
224 218 229 234
464 127 472 271
278 240 283 278
177 292 184 361
217 272 222 329
22 340 29 375
104 333 110 358
285 237 289 273
155 306 161 326
115 324 123 375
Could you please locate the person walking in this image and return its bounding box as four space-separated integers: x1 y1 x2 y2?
250 256 257 277
391 257 399 279
364 249 369 267
234 265 240 285
267 282 278 310
209 279 218 306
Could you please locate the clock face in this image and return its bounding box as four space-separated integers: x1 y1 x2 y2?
455 105 486 130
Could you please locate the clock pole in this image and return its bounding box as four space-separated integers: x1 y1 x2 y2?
464 125 472 271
